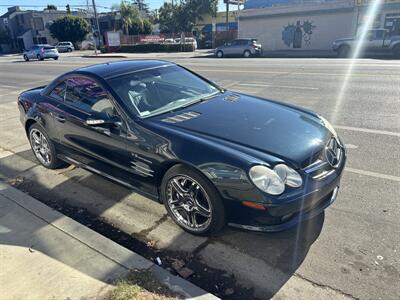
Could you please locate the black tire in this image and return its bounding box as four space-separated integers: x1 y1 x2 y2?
161 164 226 236
337 45 350 58
28 123 65 169
37 54 44 61
392 45 400 58
67 48 72 52
216 50 224 58
23 54 29 61
53 57 59 60
243 50 252 58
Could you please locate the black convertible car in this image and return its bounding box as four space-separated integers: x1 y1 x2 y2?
18 60 346 235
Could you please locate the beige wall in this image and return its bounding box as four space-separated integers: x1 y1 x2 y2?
240 10 356 51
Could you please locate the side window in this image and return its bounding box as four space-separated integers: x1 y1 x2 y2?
64 76 116 117
376 30 384 39
49 81 66 101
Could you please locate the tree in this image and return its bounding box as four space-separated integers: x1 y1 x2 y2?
159 0 217 33
46 4 57 10
120 1 140 35
49 16 90 47
128 18 152 35
148 9 159 24
158 2 177 33
66 4 71 14
142 19 152 34
133 0 149 13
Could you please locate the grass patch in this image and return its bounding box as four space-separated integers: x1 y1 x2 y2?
109 270 180 300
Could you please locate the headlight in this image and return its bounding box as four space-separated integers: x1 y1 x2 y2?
273 164 303 187
249 165 285 195
319 116 337 137
249 164 302 195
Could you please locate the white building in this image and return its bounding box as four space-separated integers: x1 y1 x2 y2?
239 0 400 51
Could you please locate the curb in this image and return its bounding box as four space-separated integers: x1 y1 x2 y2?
0 181 219 300
82 55 129 58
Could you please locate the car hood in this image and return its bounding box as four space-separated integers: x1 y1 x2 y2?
149 92 331 168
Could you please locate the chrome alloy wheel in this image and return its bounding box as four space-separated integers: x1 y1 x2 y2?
30 128 51 166
166 175 212 231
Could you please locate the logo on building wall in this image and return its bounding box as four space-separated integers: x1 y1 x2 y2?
282 20 316 48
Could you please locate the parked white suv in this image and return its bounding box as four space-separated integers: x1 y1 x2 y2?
55 41 75 52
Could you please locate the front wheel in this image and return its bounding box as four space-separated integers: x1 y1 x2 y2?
216 50 224 58
36 54 44 61
23 54 29 61
337 45 350 58
53 57 59 60
243 50 252 58
392 45 400 58
161 165 226 236
67 48 72 52
29 124 64 169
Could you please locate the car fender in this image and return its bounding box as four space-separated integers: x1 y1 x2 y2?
141 120 280 202
389 40 400 49
25 104 47 131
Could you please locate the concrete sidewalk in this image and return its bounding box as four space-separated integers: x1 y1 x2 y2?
0 181 218 300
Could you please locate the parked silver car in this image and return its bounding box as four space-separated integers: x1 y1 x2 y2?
23 44 59 61
55 41 75 52
215 39 262 58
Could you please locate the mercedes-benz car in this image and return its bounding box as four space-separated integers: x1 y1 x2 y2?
18 60 346 235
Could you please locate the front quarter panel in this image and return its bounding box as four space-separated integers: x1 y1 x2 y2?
137 119 272 203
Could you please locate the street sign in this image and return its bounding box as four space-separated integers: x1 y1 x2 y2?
106 31 121 47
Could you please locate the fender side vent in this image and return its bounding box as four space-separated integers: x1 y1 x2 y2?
162 111 200 123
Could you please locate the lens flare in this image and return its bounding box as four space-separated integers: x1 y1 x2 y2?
331 0 384 124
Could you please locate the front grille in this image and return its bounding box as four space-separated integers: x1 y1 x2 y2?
303 136 344 180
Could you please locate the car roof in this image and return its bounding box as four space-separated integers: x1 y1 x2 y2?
75 60 175 80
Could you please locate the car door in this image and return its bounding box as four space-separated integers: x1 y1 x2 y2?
365 30 384 52
51 75 130 180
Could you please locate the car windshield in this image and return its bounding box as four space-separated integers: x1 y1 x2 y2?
109 65 221 118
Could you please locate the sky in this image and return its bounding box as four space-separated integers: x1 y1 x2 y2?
0 0 230 16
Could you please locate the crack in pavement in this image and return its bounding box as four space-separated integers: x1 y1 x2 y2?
294 272 360 300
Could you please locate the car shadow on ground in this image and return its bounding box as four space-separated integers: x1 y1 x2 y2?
0 148 324 299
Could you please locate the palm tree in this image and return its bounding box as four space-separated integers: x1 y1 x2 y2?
120 1 140 35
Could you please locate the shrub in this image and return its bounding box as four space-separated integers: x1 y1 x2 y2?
118 43 195 53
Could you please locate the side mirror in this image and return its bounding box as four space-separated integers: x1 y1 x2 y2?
86 115 122 127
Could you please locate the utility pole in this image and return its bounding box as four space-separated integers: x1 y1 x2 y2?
237 2 240 39
226 1 229 34
92 0 101 55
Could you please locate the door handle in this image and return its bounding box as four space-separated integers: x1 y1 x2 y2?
54 114 66 122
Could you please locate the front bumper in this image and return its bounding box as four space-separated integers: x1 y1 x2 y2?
228 186 339 232
225 146 346 232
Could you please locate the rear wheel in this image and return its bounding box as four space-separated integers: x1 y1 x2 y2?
23 54 29 61
53 57 59 60
337 45 350 58
216 50 224 58
67 48 72 52
28 123 64 169
161 165 226 236
243 50 251 58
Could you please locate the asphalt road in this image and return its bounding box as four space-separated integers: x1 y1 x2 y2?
0 52 399 299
